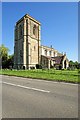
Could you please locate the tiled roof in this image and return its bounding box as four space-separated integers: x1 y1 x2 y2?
41 55 69 64
51 56 64 64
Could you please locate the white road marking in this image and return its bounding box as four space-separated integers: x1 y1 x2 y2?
2 81 50 93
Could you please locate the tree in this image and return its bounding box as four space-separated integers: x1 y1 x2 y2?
0 44 9 68
7 54 14 69
69 60 74 67
69 60 79 69
74 61 79 69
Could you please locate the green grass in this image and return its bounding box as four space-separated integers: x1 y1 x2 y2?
0 69 80 83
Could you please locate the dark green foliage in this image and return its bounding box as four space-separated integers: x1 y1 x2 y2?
69 60 79 69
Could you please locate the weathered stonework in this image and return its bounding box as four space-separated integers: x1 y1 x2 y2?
14 14 69 69
14 14 41 69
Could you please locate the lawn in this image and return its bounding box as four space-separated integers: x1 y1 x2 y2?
0 69 79 83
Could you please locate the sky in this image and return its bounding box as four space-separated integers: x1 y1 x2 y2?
2 2 78 62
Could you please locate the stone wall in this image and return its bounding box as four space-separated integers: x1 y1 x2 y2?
26 17 41 69
40 55 49 68
40 45 58 57
14 20 24 69
14 14 41 69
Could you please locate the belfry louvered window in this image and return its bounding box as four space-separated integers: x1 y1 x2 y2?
33 24 36 35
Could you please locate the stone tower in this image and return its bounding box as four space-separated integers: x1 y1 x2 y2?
14 14 41 69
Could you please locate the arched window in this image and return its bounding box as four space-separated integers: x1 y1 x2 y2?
54 51 55 57
45 49 47 56
49 51 51 56
34 46 36 51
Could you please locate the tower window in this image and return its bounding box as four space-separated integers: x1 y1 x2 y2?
33 24 36 35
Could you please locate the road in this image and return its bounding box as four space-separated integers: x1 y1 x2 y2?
1 75 78 118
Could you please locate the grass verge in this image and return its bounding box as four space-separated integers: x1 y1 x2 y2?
0 69 79 83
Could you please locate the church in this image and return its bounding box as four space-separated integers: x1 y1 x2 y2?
14 14 69 70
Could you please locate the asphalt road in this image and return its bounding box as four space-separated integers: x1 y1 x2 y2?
1 75 78 118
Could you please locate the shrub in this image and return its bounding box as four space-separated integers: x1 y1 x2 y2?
36 64 42 69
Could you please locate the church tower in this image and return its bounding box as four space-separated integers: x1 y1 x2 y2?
14 14 41 69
